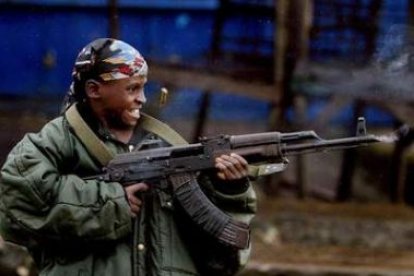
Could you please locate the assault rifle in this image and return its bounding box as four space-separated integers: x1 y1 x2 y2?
90 118 391 250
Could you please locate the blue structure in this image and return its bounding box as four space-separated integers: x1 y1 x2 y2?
0 0 219 96
0 0 410 124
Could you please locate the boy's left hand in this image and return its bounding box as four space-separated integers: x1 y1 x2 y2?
215 153 249 180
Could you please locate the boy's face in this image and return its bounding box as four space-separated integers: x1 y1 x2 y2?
95 75 147 130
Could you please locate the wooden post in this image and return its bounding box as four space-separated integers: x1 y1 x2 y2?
108 0 119 39
410 0 414 23
278 0 312 198
295 96 308 198
192 91 211 143
267 0 313 197
388 135 409 203
335 1 383 201
290 0 313 63
210 0 230 62
365 0 383 59
262 0 289 196
336 101 365 201
271 0 313 131
292 0 313 199
269 0 288 131
194 0 230 139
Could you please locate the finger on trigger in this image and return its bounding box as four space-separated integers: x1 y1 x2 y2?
129 182 149 194
129 196 141 206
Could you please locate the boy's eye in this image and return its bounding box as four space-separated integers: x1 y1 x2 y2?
127 86 139 93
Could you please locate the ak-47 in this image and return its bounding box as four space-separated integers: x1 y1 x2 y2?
89 118 391 250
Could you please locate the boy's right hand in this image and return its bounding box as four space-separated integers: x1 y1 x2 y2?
124 183 149 217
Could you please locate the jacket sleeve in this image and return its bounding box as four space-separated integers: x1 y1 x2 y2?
200 174 257 218
0 118 132 244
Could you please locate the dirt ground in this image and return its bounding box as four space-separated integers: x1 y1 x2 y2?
243 196 414 275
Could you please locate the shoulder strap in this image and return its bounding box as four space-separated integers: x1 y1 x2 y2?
65 104 114 166
65 104 188 167
139 113 188 145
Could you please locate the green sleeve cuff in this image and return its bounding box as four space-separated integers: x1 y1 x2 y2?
212 177 250 195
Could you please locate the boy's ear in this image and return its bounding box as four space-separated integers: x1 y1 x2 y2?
85 80 101 99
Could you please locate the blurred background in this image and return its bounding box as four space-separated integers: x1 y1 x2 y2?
2 0 414 275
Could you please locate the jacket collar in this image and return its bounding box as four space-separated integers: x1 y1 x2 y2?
76 103 147 146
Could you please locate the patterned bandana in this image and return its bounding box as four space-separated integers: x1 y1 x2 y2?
61 38 148 112
72 38 148 82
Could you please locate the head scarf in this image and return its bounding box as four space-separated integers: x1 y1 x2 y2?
62 38 148 111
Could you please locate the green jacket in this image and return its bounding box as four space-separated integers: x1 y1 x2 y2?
0 110 256 276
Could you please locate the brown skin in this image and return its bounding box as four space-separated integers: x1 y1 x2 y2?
85 75 147 143
85 75 249 217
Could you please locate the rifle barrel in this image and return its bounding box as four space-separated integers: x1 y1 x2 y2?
282 135 380 156
230 130 319 148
